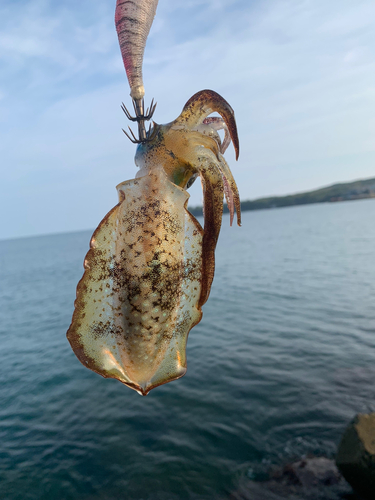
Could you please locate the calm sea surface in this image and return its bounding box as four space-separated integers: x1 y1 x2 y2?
1 199 375 500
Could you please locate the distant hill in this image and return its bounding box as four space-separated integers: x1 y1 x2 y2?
189 177 375 217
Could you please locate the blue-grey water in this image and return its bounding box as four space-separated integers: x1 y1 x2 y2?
1 199 375 500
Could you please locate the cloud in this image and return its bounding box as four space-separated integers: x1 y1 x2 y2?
1 0 375 239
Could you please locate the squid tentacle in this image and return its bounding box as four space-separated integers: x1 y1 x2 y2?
217 156 242 227
222 174 235 227
175 90 239 160
191 119 241 227
197 159 225 306
203 117 231 154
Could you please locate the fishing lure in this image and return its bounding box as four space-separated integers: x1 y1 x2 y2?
67 0 241 395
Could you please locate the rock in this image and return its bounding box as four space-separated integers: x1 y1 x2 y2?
336 413 375 499
230 457 351 500
272 457 342 488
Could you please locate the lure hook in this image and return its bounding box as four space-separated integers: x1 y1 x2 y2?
121 98 157 143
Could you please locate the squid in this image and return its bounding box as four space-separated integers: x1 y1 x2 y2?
67 0 241 395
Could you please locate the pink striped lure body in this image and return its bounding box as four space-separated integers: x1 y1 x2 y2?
115 0 159 101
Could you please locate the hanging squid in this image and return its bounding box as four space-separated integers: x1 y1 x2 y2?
67 0 241 395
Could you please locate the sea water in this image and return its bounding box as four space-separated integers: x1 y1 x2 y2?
1 199 375 500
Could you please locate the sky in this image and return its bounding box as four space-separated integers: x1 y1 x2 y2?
1 0 374 240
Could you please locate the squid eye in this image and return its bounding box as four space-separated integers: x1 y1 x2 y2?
186 173 198 189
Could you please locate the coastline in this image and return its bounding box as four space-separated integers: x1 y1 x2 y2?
189 177 375 216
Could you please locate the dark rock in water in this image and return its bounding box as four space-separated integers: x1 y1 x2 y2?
230 457 354 499
272 457 342 488
336 413 375 500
